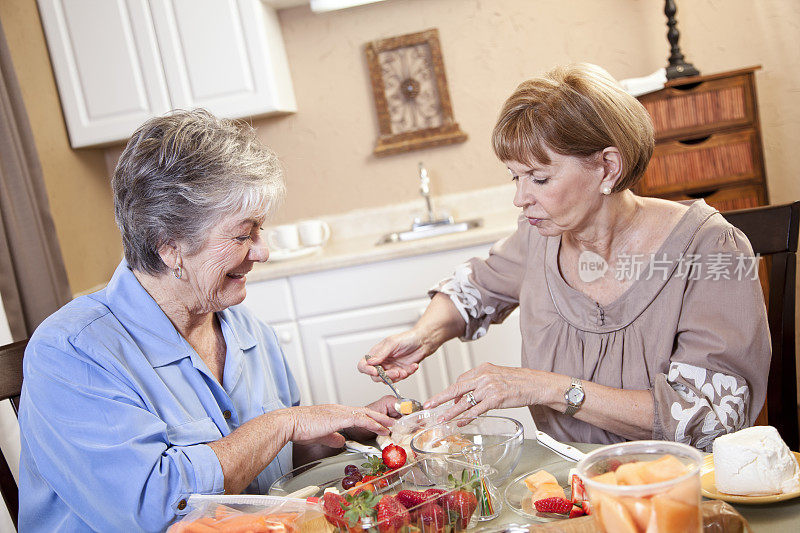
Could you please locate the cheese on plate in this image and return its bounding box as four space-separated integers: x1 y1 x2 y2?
712 425 800 496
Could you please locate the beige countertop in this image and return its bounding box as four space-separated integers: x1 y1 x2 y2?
248 184 521 282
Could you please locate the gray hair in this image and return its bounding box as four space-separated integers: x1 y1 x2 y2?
112 109 285 275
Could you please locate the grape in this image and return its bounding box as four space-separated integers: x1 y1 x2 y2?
341 475 359 489
344 464 360 476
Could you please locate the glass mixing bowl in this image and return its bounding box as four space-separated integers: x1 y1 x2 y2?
410 415 524 484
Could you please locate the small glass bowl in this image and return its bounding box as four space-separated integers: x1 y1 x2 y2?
410 415 524 484
576 440 703 533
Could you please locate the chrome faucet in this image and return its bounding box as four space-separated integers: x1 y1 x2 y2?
414 162 452 229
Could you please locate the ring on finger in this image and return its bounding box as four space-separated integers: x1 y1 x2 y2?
465 391 478 407
351 410 360 416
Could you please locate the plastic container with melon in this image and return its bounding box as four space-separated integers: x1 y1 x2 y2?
575 441 703 533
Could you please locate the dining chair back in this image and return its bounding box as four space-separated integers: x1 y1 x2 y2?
722 202 800 451
0 339 26 530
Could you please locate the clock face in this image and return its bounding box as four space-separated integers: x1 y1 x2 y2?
567 387 585 404
377 43 444 134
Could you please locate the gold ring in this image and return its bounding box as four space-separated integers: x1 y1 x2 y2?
465 391 478 407
352 410 360 416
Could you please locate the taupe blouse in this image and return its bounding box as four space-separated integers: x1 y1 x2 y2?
432 200 770 451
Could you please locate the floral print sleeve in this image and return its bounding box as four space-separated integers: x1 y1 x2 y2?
652 227 770 451
430 216 532 340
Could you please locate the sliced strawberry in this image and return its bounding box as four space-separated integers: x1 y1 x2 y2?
322 492 349 528
569 505 585 519
382 444 407 470
396 489 429 509
376 495 410 533
534 496 573 515
581 500 593 515
570 473 587 504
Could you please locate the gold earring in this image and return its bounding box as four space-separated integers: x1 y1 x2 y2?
602 186 612 195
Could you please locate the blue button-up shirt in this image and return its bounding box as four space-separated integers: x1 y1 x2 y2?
18 261 300 532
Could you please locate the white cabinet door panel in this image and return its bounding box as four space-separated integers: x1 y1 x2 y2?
271 321 312 406
242 277 295 324
297 299 465 407
149 0 296 117
37 0 172 147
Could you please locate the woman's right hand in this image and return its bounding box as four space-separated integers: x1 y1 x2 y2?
357 328 433 382
287 404 394 448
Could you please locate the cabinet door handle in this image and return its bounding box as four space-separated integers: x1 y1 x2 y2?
677 134 712 146
278 330 293 344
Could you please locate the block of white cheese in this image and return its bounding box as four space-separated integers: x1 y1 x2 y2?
713 426 800 495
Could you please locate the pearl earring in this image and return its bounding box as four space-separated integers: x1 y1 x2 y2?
602 186 612 195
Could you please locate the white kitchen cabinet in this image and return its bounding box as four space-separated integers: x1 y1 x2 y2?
242 243 537 438
271 321 314 406
37 0 296 148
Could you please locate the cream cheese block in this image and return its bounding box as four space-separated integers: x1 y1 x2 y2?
712 425 800 495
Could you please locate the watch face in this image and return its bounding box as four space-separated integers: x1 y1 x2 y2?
567 387 585 404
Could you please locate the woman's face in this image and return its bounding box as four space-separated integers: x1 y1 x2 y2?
177 213 268 314
507 146 607 237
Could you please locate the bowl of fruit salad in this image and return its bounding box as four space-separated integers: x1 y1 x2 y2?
410 415 524 484
575 440 703 533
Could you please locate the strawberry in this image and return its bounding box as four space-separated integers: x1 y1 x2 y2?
343 490 381 530
581 500 593 515
423 488 446 503
362 456 389 477
441 490 478 529
570 473 587 504
569 505 585 519
376 495 410 533
396 489 429 509
322 492 349 528
382 444 407 470
534 496 573 515
415 502 446 531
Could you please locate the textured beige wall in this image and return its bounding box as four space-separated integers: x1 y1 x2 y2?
0 0 122 294
263 0 800 223
2 0 799 292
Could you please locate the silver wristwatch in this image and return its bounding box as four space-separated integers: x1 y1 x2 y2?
563 378 585 416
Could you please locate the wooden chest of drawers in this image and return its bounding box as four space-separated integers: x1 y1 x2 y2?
636 67 768 211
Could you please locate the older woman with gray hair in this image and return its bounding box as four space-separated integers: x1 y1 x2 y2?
18 110 395 532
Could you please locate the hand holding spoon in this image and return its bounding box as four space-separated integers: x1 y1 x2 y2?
364 355 423 415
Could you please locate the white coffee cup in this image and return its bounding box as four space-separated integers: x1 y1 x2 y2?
298 220 331 247
267 224 301 251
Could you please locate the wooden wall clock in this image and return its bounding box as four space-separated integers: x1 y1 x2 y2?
365 28 467 157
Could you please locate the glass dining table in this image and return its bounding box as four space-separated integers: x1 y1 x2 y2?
483 440 800 532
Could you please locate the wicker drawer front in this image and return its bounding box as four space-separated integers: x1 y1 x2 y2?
639 75 754 141
669 184 764 213
640 130 759 195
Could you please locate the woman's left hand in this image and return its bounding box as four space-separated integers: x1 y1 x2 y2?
425 363 543 422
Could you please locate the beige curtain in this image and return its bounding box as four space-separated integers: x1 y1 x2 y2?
0 19 71 340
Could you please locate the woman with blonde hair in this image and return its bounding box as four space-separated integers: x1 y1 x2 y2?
360 63 769 451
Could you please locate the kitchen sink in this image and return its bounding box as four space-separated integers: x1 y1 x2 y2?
376 218 483 245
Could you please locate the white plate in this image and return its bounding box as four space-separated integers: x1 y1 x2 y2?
268 245 322 263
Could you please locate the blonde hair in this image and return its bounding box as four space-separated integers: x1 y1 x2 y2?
112 109 285 274
492 63 654 191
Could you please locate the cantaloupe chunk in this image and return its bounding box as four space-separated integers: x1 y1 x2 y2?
619 496 652 530
524 469 559 492
615 462 647 485
595 494 639 533
652 493 700 533
530 482 566 501
592 471 619 485
639 455 688 484
663 477 700 506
